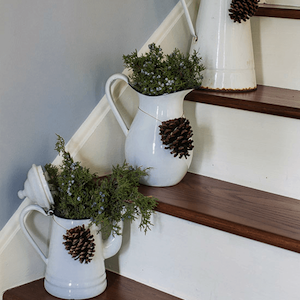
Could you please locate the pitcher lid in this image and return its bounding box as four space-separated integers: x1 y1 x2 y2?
18 164 54 209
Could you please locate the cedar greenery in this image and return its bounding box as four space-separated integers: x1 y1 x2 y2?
44 134 157 236
123 43 205 96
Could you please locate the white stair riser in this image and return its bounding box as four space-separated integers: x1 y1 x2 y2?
185 101 300 200
106 213 300 300
252 16 300 90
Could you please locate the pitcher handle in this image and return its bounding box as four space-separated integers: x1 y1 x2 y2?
105 73 130 136
19 204 49 265
180 0 198 41
103 220 124 259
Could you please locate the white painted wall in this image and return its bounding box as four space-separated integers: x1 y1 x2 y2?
2 1 300 299
0 0 177 231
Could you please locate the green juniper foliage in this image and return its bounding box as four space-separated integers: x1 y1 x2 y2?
44 134 157 236
123 43 205 96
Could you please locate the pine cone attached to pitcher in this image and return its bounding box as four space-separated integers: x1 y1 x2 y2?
159 117 194 159
229 0 260 23
63 225 96 264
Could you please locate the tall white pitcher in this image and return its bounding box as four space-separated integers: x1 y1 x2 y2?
181 0 257 91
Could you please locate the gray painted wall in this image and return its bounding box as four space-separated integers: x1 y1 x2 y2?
0 0 177 230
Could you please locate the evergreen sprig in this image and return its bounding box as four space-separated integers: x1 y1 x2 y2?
44 134 157 236
123 43 205 96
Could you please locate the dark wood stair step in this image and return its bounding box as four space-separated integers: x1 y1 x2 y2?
140 172 300 253
185 85 300 120
256 4 300 19
3 270 182 300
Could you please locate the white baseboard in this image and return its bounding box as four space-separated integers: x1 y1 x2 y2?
0 198 47 297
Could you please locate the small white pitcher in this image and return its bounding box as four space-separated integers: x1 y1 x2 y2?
20 204 123 299
105 73 193 187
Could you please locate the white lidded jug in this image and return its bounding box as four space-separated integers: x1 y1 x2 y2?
18 164 123 299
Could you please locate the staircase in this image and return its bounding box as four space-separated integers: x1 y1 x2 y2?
3 3 300 300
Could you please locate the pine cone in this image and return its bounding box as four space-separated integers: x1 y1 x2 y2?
159 117 194 159
229 0 260 23
63 225 96 264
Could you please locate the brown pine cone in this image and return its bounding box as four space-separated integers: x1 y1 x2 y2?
229 0 260 23
159 117 194 159
63 225 96 264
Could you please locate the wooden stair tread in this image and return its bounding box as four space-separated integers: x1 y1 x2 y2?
185 85 300 120
3 270 182 300
139 173 300 253
256 4 300 19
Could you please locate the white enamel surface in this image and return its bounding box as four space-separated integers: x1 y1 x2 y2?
19 205 49 264
105 73 130 136
103 220 124 260
190 0 256 90
180 0 197 38
44 217 106 299
106 74 193 187
125 88 193 186
17 164 54 209
19 205 123 299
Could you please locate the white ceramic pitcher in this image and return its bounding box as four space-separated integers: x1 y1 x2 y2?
19 205 123 299
105 73 193 187
181 0 257 91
